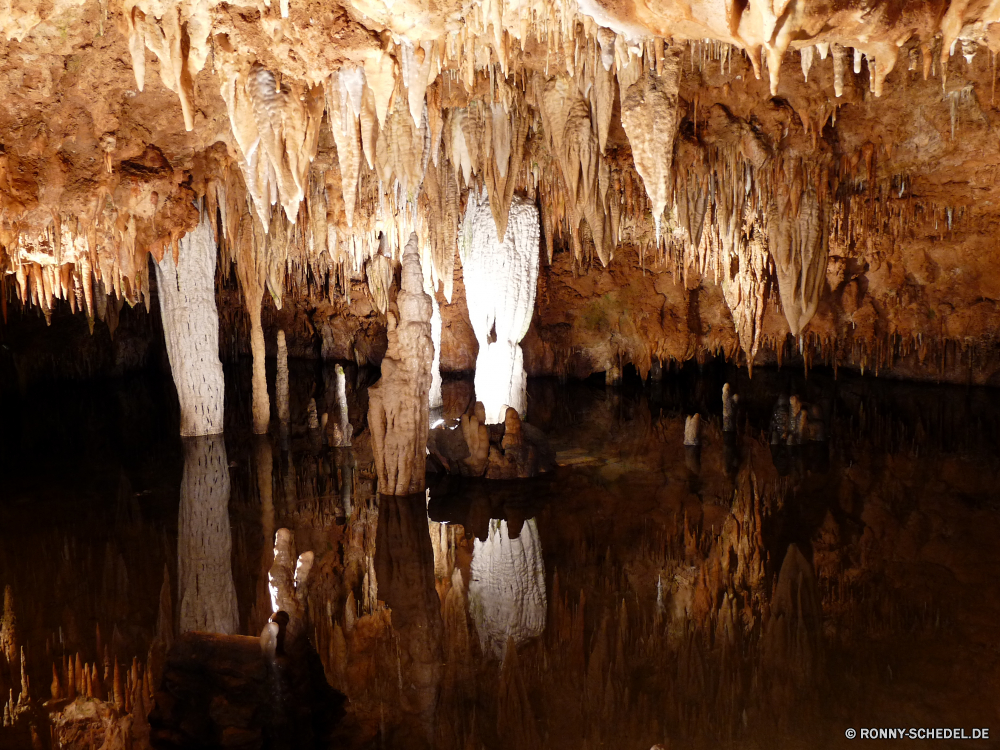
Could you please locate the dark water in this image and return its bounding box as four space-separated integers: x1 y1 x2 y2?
1 362 999 749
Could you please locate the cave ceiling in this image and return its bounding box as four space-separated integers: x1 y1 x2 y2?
3 0 1000 371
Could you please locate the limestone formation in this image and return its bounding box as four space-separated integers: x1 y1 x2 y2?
768 180 829 338
368 233 434 496
459 191 540 424
155 210 225 437
7 0 1000 395
620 48 683 235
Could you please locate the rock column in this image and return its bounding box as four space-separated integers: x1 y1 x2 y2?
155 211 225 436
368 233 434 496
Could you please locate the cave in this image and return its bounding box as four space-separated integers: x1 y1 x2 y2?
1 0 999 748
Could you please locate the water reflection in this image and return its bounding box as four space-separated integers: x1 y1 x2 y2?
177 435 238 635
3 364 1000 749
373 493 443 748
468 519 546 660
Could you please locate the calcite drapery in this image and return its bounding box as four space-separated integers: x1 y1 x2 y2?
155 210 225 437
459 191 540 424
768 178 829 337
619 47 683 234
368 233 434 496
177 435 239 635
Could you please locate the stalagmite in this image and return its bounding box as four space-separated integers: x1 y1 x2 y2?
468 519 547 660
429 289 443 410
266 528 314 645
368 233 434 495
331 364 353 447
155 210 225 437
459 191 540 424
276 330 290 433
683 414 701 446
768 179 829 337
620 47 683 231
177 435 239 635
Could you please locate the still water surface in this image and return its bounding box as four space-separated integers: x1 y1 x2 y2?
1 363 998 749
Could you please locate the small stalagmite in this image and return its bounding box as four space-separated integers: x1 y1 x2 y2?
265 528 314 648
459 191 540 424
368 233 434 496
722 384 737 433
155 210 225 437
331 364 353 447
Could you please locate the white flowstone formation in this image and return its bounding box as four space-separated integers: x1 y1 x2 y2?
155 210 225 436
459 190 540 424
177 435 239 635
468 518 547 660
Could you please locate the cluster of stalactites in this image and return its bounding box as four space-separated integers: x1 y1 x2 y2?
1 202 197 326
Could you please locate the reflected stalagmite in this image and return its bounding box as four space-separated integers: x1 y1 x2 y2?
468 519 546 660
155 210 225 437
374 493 444 747
177 434 238 635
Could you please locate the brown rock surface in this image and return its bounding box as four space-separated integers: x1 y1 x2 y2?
7 0 1000 390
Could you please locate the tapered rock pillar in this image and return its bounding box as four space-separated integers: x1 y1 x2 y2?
248 296 269 434
155 211 225 436
177 435 239 635
459 191 540 424
368 233 434 496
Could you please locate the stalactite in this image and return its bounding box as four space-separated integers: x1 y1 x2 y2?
767 171 829 337
620 46 682 235
459 190 540 424
155 209 225 437
429 289 443 410
537 74 614 265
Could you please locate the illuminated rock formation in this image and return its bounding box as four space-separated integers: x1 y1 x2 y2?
468 518 547 660
369 233 434 495
264 528 314 650
8 0 1000 391
155 211 225 437
459 191 540 424
177 435 239 635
